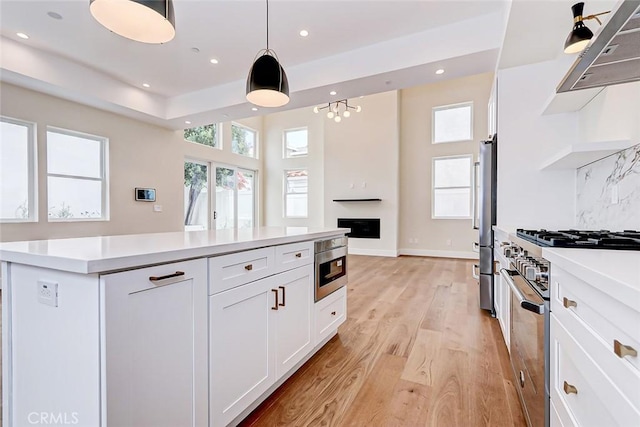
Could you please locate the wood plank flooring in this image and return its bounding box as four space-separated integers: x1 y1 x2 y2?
240 255 526 427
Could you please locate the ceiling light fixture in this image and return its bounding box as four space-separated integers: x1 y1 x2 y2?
435 69 445 75
564 2 610 54
313 99 362 123
210 58 219 64
16 32 29 39
329 91 337 96
185 121 192 125
142 83 151 88
299 30 309 37
89 0 175 44
246 0 289 108
252 107 259 111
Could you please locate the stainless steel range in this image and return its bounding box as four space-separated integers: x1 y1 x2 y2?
501 228 640 427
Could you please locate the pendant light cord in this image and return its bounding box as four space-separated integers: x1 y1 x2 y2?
266 0 269 50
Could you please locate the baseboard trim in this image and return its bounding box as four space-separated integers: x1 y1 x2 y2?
398 249 479 259
347 248 399 257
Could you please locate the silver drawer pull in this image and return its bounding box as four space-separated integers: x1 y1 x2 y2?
563 381 578 395
493 260 500 275
149 271 185 282
244 264 253 271
563 297 577 309
295 252 302 258
614 340 638 359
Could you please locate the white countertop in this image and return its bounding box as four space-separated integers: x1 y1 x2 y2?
0 227 349 274
543 247 640 311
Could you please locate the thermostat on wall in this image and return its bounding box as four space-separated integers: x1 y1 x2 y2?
135 188 156 202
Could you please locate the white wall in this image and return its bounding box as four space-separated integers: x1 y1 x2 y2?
0 83 264 242
399 73 493 258
324 91 400 257
496 58 578 231
262 107 324 227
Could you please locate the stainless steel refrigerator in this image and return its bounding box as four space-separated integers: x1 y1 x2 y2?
473 134 497 315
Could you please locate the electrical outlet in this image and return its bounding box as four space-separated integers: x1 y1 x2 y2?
38 280 58 307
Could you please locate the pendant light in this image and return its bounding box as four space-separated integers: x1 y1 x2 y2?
246 0 290 108
89 0 175 44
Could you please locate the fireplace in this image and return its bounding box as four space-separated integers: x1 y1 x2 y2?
337 218 380 239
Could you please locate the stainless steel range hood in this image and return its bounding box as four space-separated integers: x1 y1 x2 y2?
557 0 640 93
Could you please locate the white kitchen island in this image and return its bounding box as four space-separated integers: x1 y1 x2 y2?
0 227 349 427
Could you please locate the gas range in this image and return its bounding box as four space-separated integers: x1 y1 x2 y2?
516 229 640 250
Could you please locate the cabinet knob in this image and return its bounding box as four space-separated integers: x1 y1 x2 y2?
614 340 638 359
244 264 253 271
563 381 578 395
563 297 577 309
331 311 336 316
295 252 302 258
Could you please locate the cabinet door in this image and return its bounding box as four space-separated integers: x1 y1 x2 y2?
209 276 276 427
102 259 208 427
274 264 314 378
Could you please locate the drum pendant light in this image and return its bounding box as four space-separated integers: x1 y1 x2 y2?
246 0 290 108
89 0 176 44
563 2 610 54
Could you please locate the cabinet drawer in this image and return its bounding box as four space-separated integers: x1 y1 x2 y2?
315 286 347 344
275 241 313 273
209 247 275 294
550 315 640 427
551 266 640 375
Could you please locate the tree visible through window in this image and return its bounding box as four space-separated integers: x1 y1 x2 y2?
232 124 257 158
432 155 472 218
184 124 218 148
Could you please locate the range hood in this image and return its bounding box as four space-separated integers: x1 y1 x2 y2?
557 0 640 93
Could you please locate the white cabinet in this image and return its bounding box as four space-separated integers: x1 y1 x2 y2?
101 259 208 427
209 254 315 427
549 265 640 427
315 286 347 344
493 240 510 350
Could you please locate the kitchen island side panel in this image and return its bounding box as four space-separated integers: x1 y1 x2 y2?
6 263 101 426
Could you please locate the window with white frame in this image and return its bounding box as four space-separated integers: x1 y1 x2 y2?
432 155 472 219
1 117 37 222
284 169 308 218
432 102 473 144
184 123 219 148
284 128 308 158
231 123 257 158
47 127 108 220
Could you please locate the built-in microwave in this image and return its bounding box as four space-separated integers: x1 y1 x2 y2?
314 237 348 301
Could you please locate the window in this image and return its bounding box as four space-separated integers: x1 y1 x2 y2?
432 155 472 219
47 127 108 220
1 117 36 222
231 123 257 158
284 169 308 218
184 123 219 148
432 102 473 144
284 128 308 158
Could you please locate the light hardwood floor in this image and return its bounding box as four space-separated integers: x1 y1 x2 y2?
241 255 526 427
0 256 525 426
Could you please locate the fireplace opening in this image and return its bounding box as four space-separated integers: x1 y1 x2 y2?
337 218 380 239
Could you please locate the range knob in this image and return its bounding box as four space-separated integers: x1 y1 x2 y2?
525 265 549 282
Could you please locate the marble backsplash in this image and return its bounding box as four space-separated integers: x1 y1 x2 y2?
576 144 640 230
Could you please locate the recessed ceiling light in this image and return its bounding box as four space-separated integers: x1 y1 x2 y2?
210 58 219 64
330 91 337 96
16 32 29 39
435 69 445 75
142 83 150 88
299 30 309 37
185 120 192 125
251 107 258 111
47 11 63 20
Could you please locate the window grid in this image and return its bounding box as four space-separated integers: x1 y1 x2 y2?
0 116 37 222
432 155 473 219
432 101 473 144
284 169 308 218
46 127 109 221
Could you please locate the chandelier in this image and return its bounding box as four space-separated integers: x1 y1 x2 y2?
313 99 362 123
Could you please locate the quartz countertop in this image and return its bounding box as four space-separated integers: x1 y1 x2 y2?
0 227 349 274
542 247 640 311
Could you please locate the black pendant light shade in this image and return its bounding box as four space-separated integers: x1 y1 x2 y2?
246 0 290 108
564 2 594 53
89 0 175 44
246 52 290 107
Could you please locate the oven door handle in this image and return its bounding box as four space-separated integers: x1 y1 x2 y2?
500 268 545 315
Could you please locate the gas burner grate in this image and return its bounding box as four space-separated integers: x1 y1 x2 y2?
516 229 640 250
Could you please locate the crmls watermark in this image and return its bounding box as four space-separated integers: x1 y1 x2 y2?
27 412 79 425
